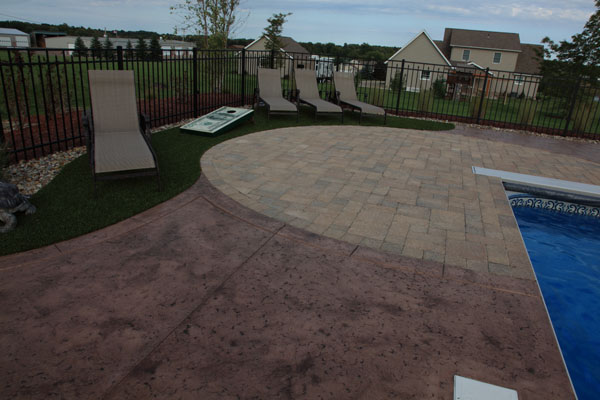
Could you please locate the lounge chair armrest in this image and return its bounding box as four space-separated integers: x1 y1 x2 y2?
139 113 151 137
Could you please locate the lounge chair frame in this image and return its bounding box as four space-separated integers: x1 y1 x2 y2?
333 72 387 124
83 71 161 196
294 69 343 122
254 68 299 121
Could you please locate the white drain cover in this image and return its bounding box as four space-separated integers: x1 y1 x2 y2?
454 376 518 400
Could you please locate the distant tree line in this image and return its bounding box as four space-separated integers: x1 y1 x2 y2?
300 42 398 62
1 20 399 61
74 36 164 61
0 20 162 41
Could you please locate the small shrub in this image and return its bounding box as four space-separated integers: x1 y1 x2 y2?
432 79 446 99
517 99 537 126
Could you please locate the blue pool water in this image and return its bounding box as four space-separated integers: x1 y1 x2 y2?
510 199 600 400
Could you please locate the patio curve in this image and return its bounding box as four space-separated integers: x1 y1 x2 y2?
202 125 600 280
1 124 593 399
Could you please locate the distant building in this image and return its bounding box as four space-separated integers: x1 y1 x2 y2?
384 28 543 98
30 31 67 47
240 36 314 73
44 36 195 56
0 28 30 48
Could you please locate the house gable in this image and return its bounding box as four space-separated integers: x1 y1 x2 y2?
386 31 451 66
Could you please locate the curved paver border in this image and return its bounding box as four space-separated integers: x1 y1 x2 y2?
202 125 600 281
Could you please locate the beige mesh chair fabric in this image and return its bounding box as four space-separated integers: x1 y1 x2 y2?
88 70 157 174
257 68 297 118
294 69 342 117
333 72 386 121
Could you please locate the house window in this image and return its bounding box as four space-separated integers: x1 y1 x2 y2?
493 52 502 64
514 75 524 86
421 70 431 80
462 49 470 61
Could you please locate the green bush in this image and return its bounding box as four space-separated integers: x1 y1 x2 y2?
432 79 446 99
517 99 537 126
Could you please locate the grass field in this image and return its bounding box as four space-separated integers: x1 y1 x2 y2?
0 109 454 256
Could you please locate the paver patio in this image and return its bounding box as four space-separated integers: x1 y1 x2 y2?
202 125 600 281
2 124 597 399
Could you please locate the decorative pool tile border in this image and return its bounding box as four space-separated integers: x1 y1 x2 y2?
508 194 600 218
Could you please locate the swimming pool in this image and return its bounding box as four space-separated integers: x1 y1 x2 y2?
509 194 600 400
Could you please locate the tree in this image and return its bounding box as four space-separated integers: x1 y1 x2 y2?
125 39 134 59
542 0 600 79
170 0 243 49
263 13 291 52
90 36 102 57
103 36 114 60
74 36 87 57
149 37 162 61
136 38 148 60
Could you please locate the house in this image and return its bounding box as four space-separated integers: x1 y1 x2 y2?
239 36 314 73
0 28 30 48
43 36 195 57
30 31 67 47
385 28 542 98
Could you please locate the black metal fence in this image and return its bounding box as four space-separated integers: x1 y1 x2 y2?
1 47 599 162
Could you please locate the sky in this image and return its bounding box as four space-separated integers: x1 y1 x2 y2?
1 0 596 47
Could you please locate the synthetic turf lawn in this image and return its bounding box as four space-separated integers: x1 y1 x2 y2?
0 109 454 256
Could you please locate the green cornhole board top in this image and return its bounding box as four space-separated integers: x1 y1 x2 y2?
180 107 254 136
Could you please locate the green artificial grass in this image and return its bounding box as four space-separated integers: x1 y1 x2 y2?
0 109 454 256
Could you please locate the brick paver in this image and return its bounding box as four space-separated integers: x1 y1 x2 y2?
202 125 600 280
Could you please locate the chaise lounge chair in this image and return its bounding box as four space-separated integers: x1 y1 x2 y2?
255 68 298 120
333 72 387 124
83 70 160 195
294 69 343 122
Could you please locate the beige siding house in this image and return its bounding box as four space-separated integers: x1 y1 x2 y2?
239 36 314 74
385 28 542 98
385 31 451 92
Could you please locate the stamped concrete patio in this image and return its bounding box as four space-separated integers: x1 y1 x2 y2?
2 124 598 399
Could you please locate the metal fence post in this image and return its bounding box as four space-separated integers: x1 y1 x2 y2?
270 49 275 69
241 48 246 106
394 59 405 116
563 76 581 136
193 48 198 117
476 67 490 124
117 46 123 70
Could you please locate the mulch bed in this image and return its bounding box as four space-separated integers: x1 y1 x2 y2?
2 93 254 163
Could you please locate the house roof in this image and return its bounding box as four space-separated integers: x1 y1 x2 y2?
444 28 521 52
385 30 451 66
244 36 309 54
0 28 28 36
280 36 309 54
515 43 543 75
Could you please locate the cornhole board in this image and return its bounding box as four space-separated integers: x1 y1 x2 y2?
180 107 254 136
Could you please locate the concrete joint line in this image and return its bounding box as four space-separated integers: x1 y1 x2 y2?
101 224 283 399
